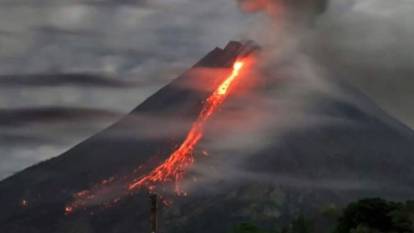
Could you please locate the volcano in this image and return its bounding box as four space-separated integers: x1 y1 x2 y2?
1 41 414 233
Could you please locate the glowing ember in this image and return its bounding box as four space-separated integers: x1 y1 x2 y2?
65 206 73 214
128 60 246 193
20 199 28 208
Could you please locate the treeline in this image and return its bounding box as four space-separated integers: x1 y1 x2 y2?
229 198 414 233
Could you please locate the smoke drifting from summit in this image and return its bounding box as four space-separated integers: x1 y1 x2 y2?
183 0 414 194
236 0 329 22
235 0 414 128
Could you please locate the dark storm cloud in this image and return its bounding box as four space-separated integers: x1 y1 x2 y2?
33 26 100 37
0 74 138 87
0 30 15 37
0 106 120 148
0 0 149 7
0 106 122 179
0 135 46 146
0 106 120 127
0 0 247 75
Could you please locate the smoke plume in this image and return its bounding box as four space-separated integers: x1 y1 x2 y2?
236 0 329 23
182 0 414 194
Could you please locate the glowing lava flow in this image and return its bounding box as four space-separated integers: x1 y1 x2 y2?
128 60 245 193
64 60 248 214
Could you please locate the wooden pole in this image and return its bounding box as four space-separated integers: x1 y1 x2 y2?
149 193 158 233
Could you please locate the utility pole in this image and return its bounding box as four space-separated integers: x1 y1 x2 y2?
149 193 158 233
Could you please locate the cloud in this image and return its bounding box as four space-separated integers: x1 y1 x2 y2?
0 106 121 179
0 0 149 7
235 0 329 23
0 106 120 127
0 0 246 76
173 0 414 194
0 73 139 88
0 0 249 179
0 106 121 149
230 0 414 128
309 0 414 127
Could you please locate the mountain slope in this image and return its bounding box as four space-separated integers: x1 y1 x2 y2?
0 41 249 232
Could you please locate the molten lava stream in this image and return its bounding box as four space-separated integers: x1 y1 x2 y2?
128 60 246 194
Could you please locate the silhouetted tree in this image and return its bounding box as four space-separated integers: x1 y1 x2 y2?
229 222 268 233
335 198 414 233
290 213 314 233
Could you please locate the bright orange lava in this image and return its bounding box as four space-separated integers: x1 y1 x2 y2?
128 60 245 193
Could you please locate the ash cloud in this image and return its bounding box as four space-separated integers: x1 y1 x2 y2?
232 0 414 127
236 0 328 14
311 0 414 127
180 0 414 193
235 0 329 26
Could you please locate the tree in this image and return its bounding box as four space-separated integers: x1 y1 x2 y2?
229 222 268 233
290 213 314 233
334 198 414 233
389 201 414 232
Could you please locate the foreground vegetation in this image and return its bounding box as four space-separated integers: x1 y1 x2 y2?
229 198 414 233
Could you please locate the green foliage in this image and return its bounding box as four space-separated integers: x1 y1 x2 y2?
334 198 414 233
229 198 414 233
290 213 314 233
320 204 340 219
229 222 268 233
229 213 314 233
349 225 381 233
389 201 414 233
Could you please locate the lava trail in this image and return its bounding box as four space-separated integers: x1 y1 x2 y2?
65 60 248 213
128 60 246 193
